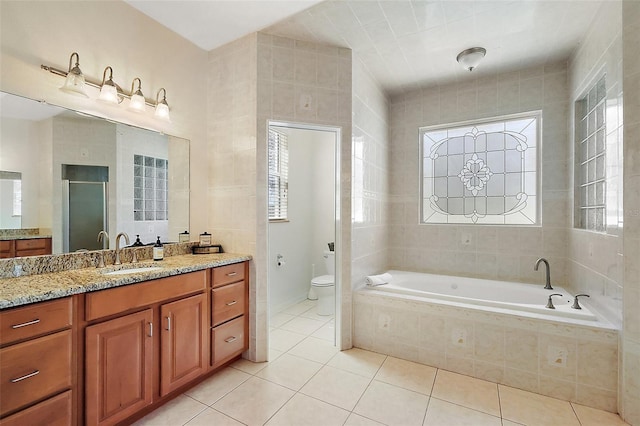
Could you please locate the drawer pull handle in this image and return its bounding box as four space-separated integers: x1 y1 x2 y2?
224 336 237 343
226 272 238 277
226 300 237 306
11 319 40 329
148 322 153 337
11 370 40 383
166 316 171 331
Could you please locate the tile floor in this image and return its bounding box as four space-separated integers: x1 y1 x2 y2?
134 300 629 426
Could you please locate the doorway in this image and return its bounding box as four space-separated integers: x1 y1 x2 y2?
62 164 108 252
266 121 341 350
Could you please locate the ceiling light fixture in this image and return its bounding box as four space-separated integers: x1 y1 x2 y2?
59 52 88 97
456 47 486 72
98 66 120 104
154 88 171 122
41 52 172 122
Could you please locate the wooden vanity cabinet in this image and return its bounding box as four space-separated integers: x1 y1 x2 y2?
211 262 249 368
0 237 52 258
0 297 73 425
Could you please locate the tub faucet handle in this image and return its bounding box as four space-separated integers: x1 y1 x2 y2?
546 293 563 309
571 293 590 309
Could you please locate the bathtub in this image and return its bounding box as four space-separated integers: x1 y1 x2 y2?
354 269 619 412
366 270 599 322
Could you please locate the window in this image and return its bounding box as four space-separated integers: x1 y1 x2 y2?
420 112 539 225
575 75 606 231
268 129 289 221
134 155 168 221
12 179 21 217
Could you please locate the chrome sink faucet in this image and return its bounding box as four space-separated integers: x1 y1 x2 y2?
534 257 553 290
115 232 130 265
96 231 109 268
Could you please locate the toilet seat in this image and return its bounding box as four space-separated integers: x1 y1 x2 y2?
311 275 334 286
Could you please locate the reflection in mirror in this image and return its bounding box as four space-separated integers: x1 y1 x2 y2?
0 91 189 257
0 171 22 229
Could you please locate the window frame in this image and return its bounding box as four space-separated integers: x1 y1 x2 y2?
268 128 289 222
419 111 542 226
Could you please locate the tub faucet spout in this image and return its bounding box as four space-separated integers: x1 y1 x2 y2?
534 257 553 290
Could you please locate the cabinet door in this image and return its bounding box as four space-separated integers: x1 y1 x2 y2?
85 309 153 426
160 293 207 396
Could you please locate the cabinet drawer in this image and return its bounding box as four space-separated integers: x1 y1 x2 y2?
85 270 207 321
0 390 72 426
0 298 72 346
212 281 245 327
212 262 245 288
0 241 11 252
212 316 246 366
0 330 72 416
15 238 49 251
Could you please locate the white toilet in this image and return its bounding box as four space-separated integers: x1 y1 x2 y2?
310 250 335 316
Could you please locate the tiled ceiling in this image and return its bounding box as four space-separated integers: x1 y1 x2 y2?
262 0 604 96
125 0 604 97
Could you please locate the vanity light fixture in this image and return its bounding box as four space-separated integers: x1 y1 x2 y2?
59 52 88 97
456 47 486 72
128 78 146 112
98 66 120 104
154 88 171 122
41 52 172 122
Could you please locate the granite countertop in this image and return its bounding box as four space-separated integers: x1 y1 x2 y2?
0 253 252 310
0 235 53 241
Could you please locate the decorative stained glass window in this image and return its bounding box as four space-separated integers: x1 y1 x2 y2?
134 155 168 221
420 112 540 225
575 75 606 232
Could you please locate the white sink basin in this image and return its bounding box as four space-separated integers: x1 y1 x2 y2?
102 266 163 276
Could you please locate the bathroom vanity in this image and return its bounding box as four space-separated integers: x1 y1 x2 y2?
0 254 250 426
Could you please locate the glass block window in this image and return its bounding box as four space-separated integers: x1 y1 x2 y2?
134 155 168 221
12 179 21 217
575 75 606 231
420 112 540 225
268 129 289 221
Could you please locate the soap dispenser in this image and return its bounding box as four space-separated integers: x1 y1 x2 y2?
153 236 164 261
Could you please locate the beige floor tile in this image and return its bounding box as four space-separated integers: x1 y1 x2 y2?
572 403 629 426
300 365 371 411
256 353 323 390
311 321 336 342
231 357 270 375
375 356 437 395
282 300 315 316
265 393 350 426
432 370 500 417
185 367 251 405
344 413 386 426
288 336 339 364
271 312 296 328
499 420 524 426
300 308 334 322
213 377 294 426
327 348 386 378
270 328 307 352
270 347 285 361
499 385 580 426
353 380 429 426
279 316 326 335
423 398 502 426
132 395 206 426
184 407 245 426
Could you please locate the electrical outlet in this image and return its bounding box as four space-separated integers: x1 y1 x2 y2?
299 93 313 110
378 314 391 331
80 148 89 158
547 346 568 367
148 225 154 233
451 328 467 347
461 233 472 246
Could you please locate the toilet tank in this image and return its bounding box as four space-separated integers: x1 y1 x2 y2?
324 250 335 274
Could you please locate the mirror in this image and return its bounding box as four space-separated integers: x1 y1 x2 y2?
0 91 189 256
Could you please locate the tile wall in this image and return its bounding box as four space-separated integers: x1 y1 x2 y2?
388 63 570 286
354 290 619 413
567 1 624 328
622 0 640 423
351 58 390 288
